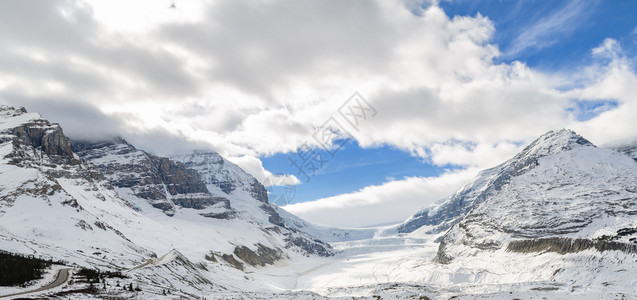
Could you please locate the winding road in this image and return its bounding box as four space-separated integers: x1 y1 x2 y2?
0 268 71 299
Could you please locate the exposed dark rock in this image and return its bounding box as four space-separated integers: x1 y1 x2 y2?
286 236 333 257
172 151 270 203
204 251 217 262
199 211 236 219
260 204 286 227
1 107 79 168
596 227 637 242
233 244 284 267
506 237 637 255
612 142 637 161
76 220 93 231
434 238 453 264
93 221 107 231
220 254 244 271
250 180 269 203
172 196 229 210
10 120 74 161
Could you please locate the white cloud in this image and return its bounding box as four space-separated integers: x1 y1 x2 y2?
227 155 300 187
568 39 637 145
428 141 522 169
591 38 623 62
284 169 479 228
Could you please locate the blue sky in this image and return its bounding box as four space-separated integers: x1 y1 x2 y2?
439 0 637 70
262 0 637 207
262 140 458 205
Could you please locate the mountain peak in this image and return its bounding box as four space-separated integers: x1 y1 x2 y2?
397 129 596 234
516 129 594 160
0 105 27 115
0 106 43 132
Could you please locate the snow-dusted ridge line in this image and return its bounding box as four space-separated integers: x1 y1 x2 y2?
397 129 598 234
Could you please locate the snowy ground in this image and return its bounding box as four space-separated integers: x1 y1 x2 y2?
230 227 637 299
3 220 635 299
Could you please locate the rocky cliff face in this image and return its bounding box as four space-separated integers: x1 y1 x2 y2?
2 107 76 167
172 152 282 226
172 151 269 203
72 139 231 217
172 151 333 255
429 130 637 263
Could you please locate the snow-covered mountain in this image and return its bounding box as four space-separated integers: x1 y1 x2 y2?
0 105 333 296
0 106 154 268
397 129 637 253
397 129 601 235
429 129 637 263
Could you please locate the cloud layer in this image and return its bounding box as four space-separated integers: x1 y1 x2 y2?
284 169 479 228
1 0 637 227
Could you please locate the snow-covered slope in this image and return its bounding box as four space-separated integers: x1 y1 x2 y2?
431 130 637 263
612 141 637 161
397 129 598 234
0 106 154 268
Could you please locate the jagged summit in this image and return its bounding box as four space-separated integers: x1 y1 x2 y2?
512 129 594 160
0 105 28 116
1 105 76 166
0 106 45 131
172 151 269 204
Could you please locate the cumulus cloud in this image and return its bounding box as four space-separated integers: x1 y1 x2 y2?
569 39 637 145
428 141 521 169
284 168 479 228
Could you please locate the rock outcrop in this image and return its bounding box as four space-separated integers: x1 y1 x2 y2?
172 151 269 203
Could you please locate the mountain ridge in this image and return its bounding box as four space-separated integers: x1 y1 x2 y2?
396 129 598 234
0 106 333 296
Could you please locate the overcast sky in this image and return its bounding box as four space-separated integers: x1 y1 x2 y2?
1 0 636 227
